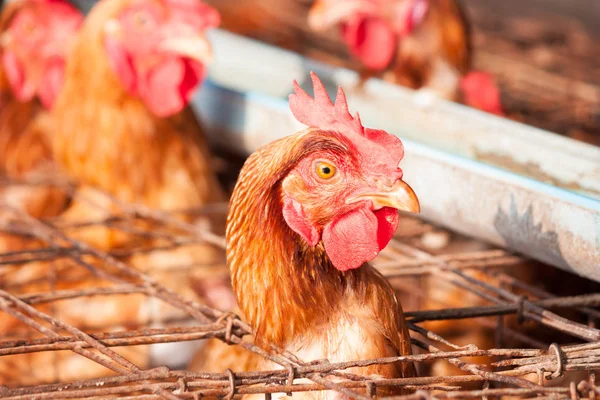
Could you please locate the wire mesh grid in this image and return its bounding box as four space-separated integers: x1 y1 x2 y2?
0 170 598 400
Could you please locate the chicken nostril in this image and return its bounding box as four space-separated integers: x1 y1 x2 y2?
372 174 402 191
372 176 385 185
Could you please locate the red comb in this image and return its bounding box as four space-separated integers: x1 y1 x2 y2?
289 72 364 137
31 0 82 12
199 3 221 28
164 0 221 28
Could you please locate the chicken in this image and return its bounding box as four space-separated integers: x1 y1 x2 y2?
192 73 419 397
49 0 234 303
50 0 235 321
0 0 234 386
50 0 226 248
308 0 504 115
0 0 82 220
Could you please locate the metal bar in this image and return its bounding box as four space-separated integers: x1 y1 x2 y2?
192 29 600 282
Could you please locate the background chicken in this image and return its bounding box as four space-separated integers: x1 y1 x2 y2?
50 0 232 297
51 0 225 246
201 0 502 115
192 73 420 397
307 0 503 115
0 0 235 386
0 0 82 222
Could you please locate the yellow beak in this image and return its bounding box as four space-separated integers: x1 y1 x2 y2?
159 34 214 65
348 179 420 214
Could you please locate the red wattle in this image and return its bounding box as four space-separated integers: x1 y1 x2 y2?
282 197 320 247
374 207 400 251
37 58 65 110
322 206 399 271
341 15 397 72
142 57 204 117
104 37 136 94
104 38 204 117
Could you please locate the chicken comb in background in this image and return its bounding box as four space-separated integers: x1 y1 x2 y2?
193 73 418 395
0 0 235 385
0 0 81 223
307 0 505 115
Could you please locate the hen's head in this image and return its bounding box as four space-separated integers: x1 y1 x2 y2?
102 0 220 117
282 72 419 271
308 0 429 71
0 0 83 109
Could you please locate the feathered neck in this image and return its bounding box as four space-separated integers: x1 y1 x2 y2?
227 132 375 347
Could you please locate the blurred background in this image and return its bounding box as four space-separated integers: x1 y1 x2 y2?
0 0 599 398
193 0 600 145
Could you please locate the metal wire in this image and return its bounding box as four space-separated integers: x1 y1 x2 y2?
0 176 598 400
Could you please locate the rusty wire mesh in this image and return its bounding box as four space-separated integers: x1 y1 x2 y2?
0 163 599 400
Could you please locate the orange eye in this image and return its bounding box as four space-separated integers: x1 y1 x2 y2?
315 161 336 180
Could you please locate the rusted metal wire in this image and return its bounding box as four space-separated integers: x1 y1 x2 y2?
0 177 599 400
406 294 600 323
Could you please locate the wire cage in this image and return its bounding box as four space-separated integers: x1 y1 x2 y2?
0 166 599 399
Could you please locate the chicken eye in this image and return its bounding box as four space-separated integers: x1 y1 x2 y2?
23 21 36 35
11 13 37 38
315 161 337 180
131 10 154 29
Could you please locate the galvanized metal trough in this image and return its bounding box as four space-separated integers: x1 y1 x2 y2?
192 29 600 282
